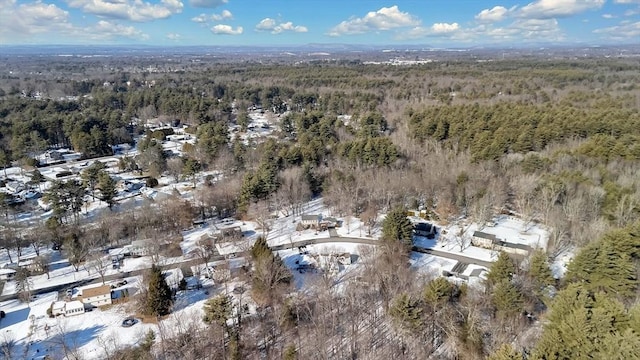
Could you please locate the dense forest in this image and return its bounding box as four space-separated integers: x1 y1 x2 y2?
1 54 640 359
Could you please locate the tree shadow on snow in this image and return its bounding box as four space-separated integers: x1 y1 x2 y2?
52 324 107 352
0 306 30 329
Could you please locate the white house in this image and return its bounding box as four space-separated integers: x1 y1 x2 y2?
471 231 498 248
65 300 85 316
125 240 153 257
51 301 66 316
80 285 112 307
300 214 321 228
52 300 85 317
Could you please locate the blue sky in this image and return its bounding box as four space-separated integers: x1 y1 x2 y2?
0 0 639 46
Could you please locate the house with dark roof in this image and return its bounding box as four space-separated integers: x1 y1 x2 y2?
414 222 436 238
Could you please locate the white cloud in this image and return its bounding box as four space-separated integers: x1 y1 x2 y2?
66 0 184 22
400 16 565 44
431 22 460 33
594 21 640 40
255 18 308 34
191 9 232 23
211 24 242 35
89 20 149 40
191 13 208 23
0 0 74 40
400 22 466 40
211 9 232 21
328 5 420 36
189 0 227 8
166 32 181 40
614 0 640 3
602 13 616 18
0 0 149 43
510 18 563 38
476 6 510 22
517 0 604 19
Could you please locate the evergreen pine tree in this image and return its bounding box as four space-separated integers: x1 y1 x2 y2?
630 304 640 334
528 249 555 291
97 171 117 209
250 236 271 261
532 284 633 359
566 239 637 297
203 294 232 327
381 206 414 249
250 236 292 303
600 329 640 359
144 264 173 316
389 293 424 332
424 277 454 307
492 280 523 319
487 344 523 360
486 252 515 286
283 344 297 360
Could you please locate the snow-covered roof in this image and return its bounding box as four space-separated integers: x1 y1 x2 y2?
65 300 85 311
52 301 66 311
0 268 16 275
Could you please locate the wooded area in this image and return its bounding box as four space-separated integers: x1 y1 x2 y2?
1 54 639 359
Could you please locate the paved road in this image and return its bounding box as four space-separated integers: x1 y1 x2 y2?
2 235 494 301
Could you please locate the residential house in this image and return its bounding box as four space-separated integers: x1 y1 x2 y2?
300 214 321 228
80 285 112 307
414 222 437 238
65 300 85 316
472 231 532 256
4 181 25 194
51 300 85 317
494 241 532 256
220 226 243 239
51 301 66 316
472 231 498 248
322 217 340 228
125 240 153 257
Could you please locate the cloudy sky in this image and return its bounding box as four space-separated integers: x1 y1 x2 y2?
0 0 638 46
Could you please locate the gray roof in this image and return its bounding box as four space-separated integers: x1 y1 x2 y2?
470 268 485 277
473 231 497 241
497 241 533 251
301 214 321 221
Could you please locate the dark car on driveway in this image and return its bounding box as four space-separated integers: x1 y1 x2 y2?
121 318 138 327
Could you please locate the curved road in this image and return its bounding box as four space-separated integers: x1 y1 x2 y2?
1 235 492 301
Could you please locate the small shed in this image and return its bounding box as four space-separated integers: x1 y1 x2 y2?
0 268 16 280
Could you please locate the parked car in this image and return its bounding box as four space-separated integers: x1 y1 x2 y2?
121 318 137 327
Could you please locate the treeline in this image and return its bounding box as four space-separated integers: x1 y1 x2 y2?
408 99 640 161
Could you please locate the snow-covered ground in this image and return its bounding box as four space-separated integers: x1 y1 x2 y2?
0 289 206 360
410 252 458 276
413 214 551 264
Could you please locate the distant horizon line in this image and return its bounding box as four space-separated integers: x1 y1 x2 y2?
1 42 638 49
